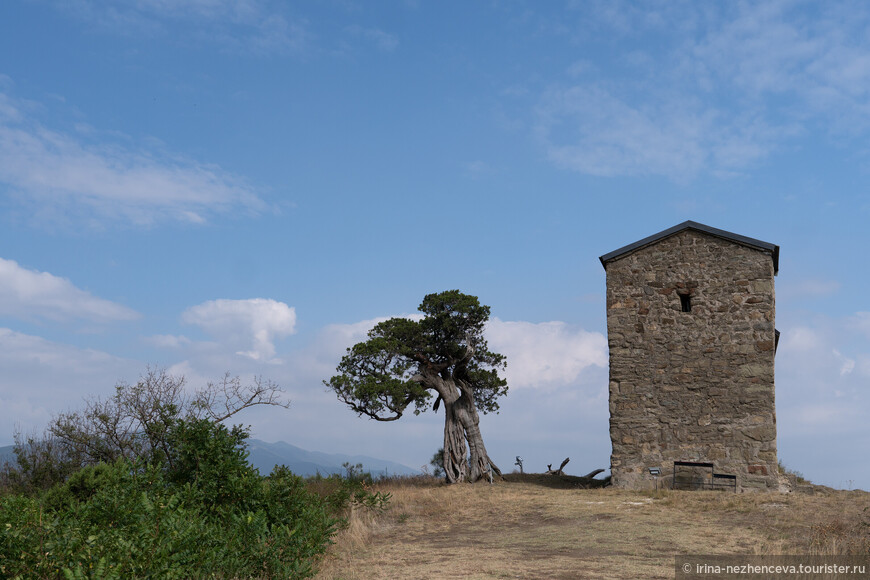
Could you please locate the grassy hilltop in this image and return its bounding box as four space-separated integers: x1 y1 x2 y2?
316 474 870 580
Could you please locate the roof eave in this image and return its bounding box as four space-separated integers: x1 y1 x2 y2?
599 220 779 275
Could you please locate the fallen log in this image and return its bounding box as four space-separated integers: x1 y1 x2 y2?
580 468 605 479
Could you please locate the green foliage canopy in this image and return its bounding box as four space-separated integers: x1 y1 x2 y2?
325 290 508 421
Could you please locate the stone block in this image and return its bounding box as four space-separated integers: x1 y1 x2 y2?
756 340 775 351
741 425 775 442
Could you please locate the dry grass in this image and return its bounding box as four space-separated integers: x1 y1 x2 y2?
314 476 870 580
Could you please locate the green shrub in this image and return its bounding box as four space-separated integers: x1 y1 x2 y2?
165 418 262 518
430 448 445 478
0 420 344 579
305 465 391 523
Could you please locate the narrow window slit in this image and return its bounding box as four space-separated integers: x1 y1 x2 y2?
679 293 692 313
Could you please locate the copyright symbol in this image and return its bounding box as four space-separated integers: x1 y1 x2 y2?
682 563 692 573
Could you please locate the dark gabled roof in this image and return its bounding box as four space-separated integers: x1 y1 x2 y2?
599 220 779 275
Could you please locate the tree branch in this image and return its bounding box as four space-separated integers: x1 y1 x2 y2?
546 457 570 476
341 396 405 422
200 374 289 423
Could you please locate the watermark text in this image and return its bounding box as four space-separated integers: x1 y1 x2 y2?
676 556 870 579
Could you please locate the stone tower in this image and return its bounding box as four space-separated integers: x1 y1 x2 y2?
600 221 780 491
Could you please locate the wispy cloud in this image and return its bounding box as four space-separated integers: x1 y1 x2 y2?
0 90 265 227
535 85 717 180
464 160 495 178
49 0 309 55
145 334 192 349
850 311 870 339
345 25 399 52
181 298 297 362
0 257 139 323
692 1 870 128
536 1 870 180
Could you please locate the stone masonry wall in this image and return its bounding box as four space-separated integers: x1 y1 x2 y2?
606 230 778 491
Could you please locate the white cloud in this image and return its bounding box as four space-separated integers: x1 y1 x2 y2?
181 298 297 361
0 257 139 323
294 315 421 381
536 2 870 180
835 350 856 376
776 315 870 433
146 334 192 349
0 327 137 444
0 90 265 227
164 359 211 390
779 326 822 352
486 318 607 390
317 317 388 352
0 327 123 371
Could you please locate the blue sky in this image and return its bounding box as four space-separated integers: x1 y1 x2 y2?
1 0 869 490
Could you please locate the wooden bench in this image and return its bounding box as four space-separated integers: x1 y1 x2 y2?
672 461 736 492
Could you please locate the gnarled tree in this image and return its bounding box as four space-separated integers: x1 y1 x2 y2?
325 290 508 483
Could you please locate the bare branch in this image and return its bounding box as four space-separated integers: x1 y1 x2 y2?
339 393 404 421
546 457 571 476
461 331 476 363
197 373 290 423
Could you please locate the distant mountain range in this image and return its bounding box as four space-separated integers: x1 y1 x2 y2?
0 440 418 478
245 439 418 477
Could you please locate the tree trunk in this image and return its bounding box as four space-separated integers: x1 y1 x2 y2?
458 391 501 482
440 385 501 483
442 400 468 484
